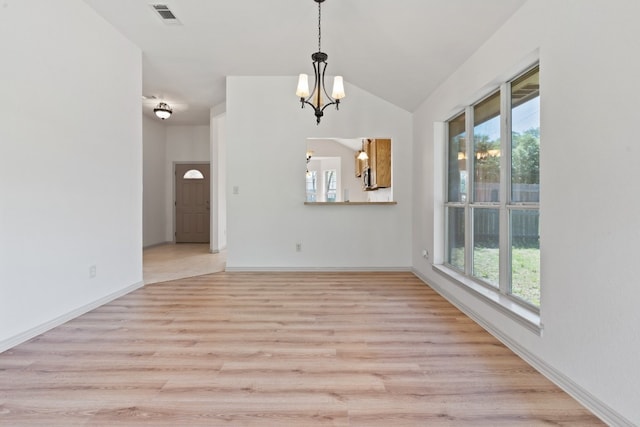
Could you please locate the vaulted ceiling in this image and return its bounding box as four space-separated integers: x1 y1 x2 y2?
83 0 526 125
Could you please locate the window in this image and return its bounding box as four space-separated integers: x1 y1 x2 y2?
444 65 540 309
183 169 204 179
306 171 317 202
324 170 337 202
446 112 466 270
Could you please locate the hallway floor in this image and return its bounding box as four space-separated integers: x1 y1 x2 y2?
143 243 226 284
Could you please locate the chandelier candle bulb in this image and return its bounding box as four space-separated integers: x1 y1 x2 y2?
296 74 310 98
332 76 345 99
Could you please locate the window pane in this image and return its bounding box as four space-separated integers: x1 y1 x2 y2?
447 113 467 203
324 170 337 202
511 67 540 203
183 169 204 179
472 208 499 287
473 92 501 203
447 207 465 270
306 171 317 202
510 209 540 306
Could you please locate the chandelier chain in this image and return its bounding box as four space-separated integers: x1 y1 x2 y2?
317 0 321 52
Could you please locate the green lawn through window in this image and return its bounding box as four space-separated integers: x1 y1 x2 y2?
450 247 540 307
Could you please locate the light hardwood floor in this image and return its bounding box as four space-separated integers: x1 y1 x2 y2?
0 272 603 426
143 243 226 284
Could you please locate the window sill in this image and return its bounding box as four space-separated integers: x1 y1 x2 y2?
304 201 397 205
432 264 542 335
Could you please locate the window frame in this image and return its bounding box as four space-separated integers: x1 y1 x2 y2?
323 169 337 202
442 64 540 319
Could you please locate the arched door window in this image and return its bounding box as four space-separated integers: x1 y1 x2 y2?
183 169 204 179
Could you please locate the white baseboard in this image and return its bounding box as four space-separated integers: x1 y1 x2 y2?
0 280 144 354
224 266 412 272
143 241 172 249
411 268 634 427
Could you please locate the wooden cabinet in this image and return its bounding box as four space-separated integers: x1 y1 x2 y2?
363 138 391 190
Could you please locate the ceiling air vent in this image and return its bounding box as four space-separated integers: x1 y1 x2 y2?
150 4 181 24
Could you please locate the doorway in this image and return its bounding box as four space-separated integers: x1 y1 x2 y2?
175 163 210 243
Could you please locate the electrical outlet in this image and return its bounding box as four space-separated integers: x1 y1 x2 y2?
422 249 429 259
296 243 302 252
89 265 97 278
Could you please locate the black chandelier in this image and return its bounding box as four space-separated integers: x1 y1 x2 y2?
296 0 345 125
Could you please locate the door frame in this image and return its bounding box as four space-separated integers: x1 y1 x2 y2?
172 161 211 244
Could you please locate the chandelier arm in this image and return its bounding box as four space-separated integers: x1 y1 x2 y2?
302 99 321 110
300 97 336 112
320 61 336 104
313 58 322 106
319 99 338 113
303 57 322 106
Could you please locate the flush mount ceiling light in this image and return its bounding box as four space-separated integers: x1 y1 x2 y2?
153 102 172 120
296 0 345 125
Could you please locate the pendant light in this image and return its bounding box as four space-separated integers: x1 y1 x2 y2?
296 0 345 125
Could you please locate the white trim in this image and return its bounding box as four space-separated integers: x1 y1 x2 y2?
464 106 473 276
143 240 173 249
499 81 511 296
225 266 412 273
433 122 446 266
411 269 633 427
432 263 541 333
0 281 144 354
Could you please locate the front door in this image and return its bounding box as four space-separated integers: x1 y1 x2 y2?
175 163 210 243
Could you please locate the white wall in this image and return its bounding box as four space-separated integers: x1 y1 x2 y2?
143 116 167 247
0 0 142 348
226 76 412 269
210 108 227 252
163 125 210 241
412 0 640 424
